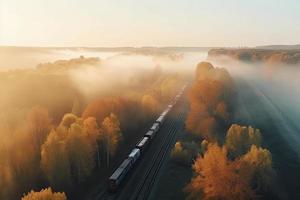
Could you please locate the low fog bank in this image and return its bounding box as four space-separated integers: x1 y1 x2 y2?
0 47 207 101
208 57 300 155
0 47 209 142
208 48 300 65
0 47 210 199
0 46 207 71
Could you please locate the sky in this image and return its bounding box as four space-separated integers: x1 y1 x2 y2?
0 0 299 47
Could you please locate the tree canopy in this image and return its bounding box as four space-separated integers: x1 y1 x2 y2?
22 187 67 200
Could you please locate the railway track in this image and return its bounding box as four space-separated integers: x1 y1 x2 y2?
128 105 185 200
95 96 186 200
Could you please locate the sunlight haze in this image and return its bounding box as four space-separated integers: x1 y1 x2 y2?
1 0 299 47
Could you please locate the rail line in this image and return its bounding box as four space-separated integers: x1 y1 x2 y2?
95 102 183 200
95 97 184 200
130 107 185 200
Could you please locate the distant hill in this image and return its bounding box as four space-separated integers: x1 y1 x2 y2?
208 48 300 65
0 46 213 52
256 44 300 50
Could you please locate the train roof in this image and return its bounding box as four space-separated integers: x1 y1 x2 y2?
137 137 149 147
157 115 164 120
151 123 159 129
109 158 131 180
161 109 169 116
145 130 154 135
119 158 131 169
129 148 140 157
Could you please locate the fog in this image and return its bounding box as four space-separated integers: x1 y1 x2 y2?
0 47 210 199
208 57 300 155
0 47 207 100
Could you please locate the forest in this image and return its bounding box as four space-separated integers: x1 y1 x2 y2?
169 62 278 200
1 49 299 200
0 53 185 200
208 48 300 65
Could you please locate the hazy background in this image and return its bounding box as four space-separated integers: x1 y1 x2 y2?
1 0 300 47
0 47 207 70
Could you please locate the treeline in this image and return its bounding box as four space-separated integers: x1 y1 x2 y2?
41 113 122 190
185 125 275 200
185 62 235 141
1 107 121 199
171 62 277 199
22 187 67 200
0 57 185 199
208 48 300 65
36 56 100 73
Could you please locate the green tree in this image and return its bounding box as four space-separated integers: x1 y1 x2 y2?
225 124 262 158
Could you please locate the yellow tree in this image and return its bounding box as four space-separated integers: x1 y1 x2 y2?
27 106 52 150
22 187 67 200
241 145 275 192
225 124 262 158
84 117 102 167
171 142 189 165
185 143 255 200
12 106 53 194
65 123 95 183
60 113 78 128
41 129 71 190
101 113 122 166
41 114 96 188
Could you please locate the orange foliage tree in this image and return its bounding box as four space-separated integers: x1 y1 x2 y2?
241 145 275 192
225 124 262 158
102 113 122 166
185 143 255 200
41 113 98 190
185 62 235 141
22 187 67 200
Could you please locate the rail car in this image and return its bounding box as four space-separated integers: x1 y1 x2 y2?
156 114 166 124
136 137 150 153
150 122 160 133
128 148 141 163
163 107 171 115
109 158 133 191
108 85 187 192
145 130 155 139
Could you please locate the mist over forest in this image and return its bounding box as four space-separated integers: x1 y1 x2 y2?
1 46 300 200
207 52 300 156
0 47 207 199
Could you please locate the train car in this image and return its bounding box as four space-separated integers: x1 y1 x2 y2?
109 158 132 191
150 122 160 133
145 130 155 139
161 108 170 116
156 114 166 124
136 137 150 153
128 148 140 163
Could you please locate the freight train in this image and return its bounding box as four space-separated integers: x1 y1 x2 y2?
108 84 187 191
